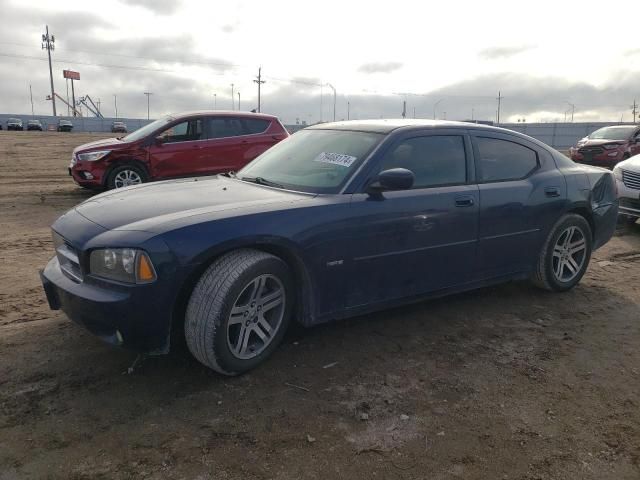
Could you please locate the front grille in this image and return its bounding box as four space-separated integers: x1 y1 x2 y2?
52 231 82 282
578 146 604 155
622 169 640 190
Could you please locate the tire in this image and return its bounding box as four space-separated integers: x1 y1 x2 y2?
106 164 147 190
185 249 294 375
532 214 593 292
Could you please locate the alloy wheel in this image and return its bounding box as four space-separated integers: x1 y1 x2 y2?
113 169 142 188
552 226 587 282
226 274 286 360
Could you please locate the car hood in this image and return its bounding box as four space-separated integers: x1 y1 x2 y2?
579 139 626 147
74 176 312 232
73 137 128 153
616 154 640 171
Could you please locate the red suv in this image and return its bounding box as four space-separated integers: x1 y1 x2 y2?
569 125 640 168
69 111 289 189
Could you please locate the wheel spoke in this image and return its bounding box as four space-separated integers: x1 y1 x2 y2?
563 227 574 248
569 238 585 255
235 324 250 356
229 305 247 325
260 289 283 312
249 277 266 304
554 259 564 278
566 256 579 274
257 316 273 336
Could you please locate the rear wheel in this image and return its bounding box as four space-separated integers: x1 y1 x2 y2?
106 164 147 189
185 249 294 375
532 214 592 292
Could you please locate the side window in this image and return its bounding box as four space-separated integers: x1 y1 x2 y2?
475 137 538 182
378 135 467 189
159 119 203 143
243 118 270 134
208 117 245 139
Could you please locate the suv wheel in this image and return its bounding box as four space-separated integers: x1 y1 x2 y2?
185 249 294 375
532 214 592 292
107 164 147 189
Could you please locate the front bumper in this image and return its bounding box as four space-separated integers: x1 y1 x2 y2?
40 256 172 353
616 178 640 218
69 160 106 187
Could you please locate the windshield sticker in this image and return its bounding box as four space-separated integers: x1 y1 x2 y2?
313 152 357 167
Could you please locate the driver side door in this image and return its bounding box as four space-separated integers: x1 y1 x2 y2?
147 117 207 179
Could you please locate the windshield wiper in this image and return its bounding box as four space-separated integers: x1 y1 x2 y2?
220 171 236 178
239 176 284 189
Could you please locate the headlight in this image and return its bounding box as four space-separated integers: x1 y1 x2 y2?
77 150 111 162
603 144 620 150
613 166 622 180
89 248 156 284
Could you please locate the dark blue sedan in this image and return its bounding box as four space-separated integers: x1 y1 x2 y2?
41 120 618 375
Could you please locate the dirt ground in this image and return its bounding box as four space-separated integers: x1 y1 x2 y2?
0 131 639 480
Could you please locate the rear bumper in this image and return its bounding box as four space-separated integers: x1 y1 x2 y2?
40 256 172 353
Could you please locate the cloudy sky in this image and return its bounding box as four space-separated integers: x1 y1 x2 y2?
1 0 639 124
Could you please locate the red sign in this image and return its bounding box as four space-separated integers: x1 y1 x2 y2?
63 70 80 80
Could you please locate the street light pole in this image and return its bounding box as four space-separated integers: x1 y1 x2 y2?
326 83 336 121
213 93 217 109
144 92 152 120
231 84 234 110
41 25 56 117
237 92 241 111
433 99 443 119
113 94 118 118
29 84 34 116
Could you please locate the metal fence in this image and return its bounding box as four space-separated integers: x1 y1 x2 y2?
1 113 635 149
0 114 154 133
501 122 637 150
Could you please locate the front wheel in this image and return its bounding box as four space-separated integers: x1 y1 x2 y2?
185 249 294 375
106 164 147 189
532 214 592 292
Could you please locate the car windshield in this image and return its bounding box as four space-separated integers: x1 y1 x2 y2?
121 116 172 141
60 121 71 125
588 126 635 141
28 120 39 124
8 118 19 122
238 129 383 193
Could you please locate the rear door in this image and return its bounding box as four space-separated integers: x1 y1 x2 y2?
199 116 249 173
470 132 566 279
147 117 206 179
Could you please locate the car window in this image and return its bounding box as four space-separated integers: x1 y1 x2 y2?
378 136 467 189
475 137 538 182
208 117 245 138
159 119 203 143
243 118 270 134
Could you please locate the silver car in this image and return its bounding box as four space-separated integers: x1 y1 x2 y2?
614 154 640 223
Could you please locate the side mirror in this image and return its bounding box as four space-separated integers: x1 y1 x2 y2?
367 168 415 193
634 136 640 143
154 135 165 145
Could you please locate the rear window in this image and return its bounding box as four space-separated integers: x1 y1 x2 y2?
243 118 270 134
208 117 245 138
475 137 539 182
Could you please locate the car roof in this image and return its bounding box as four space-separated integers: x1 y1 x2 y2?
168 110 279 121
306 119 520 135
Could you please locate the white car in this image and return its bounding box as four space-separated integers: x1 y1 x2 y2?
613 155 640 222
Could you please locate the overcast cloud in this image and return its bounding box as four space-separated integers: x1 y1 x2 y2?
0 0 638 124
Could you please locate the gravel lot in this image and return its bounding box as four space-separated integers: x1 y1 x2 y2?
1 131 639 480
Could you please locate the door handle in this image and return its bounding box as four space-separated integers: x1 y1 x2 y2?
455 195 474 207
545 186 560 197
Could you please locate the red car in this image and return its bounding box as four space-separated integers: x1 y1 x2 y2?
69 111 289 189
569 125 640 168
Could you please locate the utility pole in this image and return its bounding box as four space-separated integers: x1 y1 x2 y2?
253 67 266 113
496 91 503 125
326 83 336 121
237 92 241 111
70 77 77 117
29 84 34 116
413 107 416 119
65 78 70 116
471 107 475 121
144 92 152 119
566 101 575 122
631 99 638 124
96 98 101 114
433 99 443 119
113 94 118 118
402 100 406 119
347 101 350 120
213 93 217 109
231 84 234 110
41 25 56 117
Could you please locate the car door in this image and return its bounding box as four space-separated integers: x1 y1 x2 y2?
198 116 250 174
147 117 206 178
470 132 567 279
239 117 286 161
345 131 479 308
